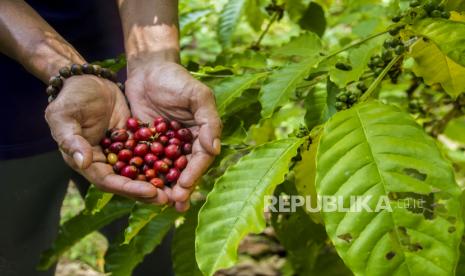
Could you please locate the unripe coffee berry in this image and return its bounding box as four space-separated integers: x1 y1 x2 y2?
107 153 118 165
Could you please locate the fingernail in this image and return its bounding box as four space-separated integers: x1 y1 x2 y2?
73 152 84 169
213 138 221 155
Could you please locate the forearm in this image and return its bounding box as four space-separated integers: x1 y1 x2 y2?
117 0 180 71
0 0 85 82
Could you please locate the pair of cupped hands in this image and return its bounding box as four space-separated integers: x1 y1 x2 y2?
45 59 222 212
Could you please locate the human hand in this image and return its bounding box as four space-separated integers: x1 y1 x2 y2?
126 59 222 211
45 75 168 204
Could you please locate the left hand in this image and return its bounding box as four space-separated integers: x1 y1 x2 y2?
125 58 222 212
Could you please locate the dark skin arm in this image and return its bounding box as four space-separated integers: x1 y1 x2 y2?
0 0 165 203
118 0 222 211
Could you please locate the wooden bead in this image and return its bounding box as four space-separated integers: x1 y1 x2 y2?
82 63 95 74
70 64 83 75
46 86 58 96
92 64 102 76
49 76 63 89
59 67 71 78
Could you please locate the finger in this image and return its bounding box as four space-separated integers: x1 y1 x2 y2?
175 200 190 212
81 162 158 198
136 188 169 205
45 109 93 169
172 143 214 202
192 88 222 156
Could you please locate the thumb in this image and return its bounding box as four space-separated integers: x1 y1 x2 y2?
46 110 93 169
193 89 222 155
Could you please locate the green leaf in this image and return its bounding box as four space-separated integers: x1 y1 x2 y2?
410 39 465 98
123 203 164 244
298 2 327 37
218 0 247 46
260 56 321 118
172 203 203 276
245 0 265 31
294 138 323 224
329 42 378 87
180 9 211 35
445 0 465 12
273 32 323 58
316 101 464 275
304 83 335 129
212 73 268 116
83 185 113 215
105 207 179 276
195 138 303 276
38 197 134 270
444 116 465 144
285 0 307 21
411 18 465 67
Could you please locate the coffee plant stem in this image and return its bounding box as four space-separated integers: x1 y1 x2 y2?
324 30 389 61
252 12 279 49
360 54 403 102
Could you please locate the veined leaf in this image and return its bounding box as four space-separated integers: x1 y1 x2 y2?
411 18 465 67
123 203 165 244
212 73 267 116
172 203 203 276
105 207 179 276
38 197 134 270
180 9 211 35
329 42 378 87
298 2 326 37
295 138 323 224
218 0 247 46
83 185 113 215
273 32 323 58
304 80 337 130
260 56 321 118
410 39 465 98
195 138 302 276
316 101 464 275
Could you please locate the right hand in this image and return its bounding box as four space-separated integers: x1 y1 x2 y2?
45 75 168 204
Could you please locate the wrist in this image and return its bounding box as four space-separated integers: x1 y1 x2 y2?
21 35 85 83
127 49 180 74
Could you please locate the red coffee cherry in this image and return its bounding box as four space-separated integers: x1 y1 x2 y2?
134 143 149 156
164 144 181 159
144 153 158 167
129 156 144 167
174 156 188 170
135 127 152 141
118 149 133 162
166 130 176 139
170 120 182 131
153 116 166 125
177 128 193 142
166 168 181 182
126 117 141 132
145 169 157 180
121 165 138 179
155 122 168 134
124 139 136 150
113 161 126 173
150 142 164 156
182 143 192 154
150 177 165 188
162 157 173 167
111 129 129 142
168 137 181 145
154 160 169 173
109 142 124 153
100 137 112 148
158 135 169 145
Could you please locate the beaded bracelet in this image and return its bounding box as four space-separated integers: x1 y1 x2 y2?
45 64 125 103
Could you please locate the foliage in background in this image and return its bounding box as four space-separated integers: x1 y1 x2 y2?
42 0 465 275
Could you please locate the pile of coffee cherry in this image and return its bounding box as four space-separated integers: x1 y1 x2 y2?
100 116 193 189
